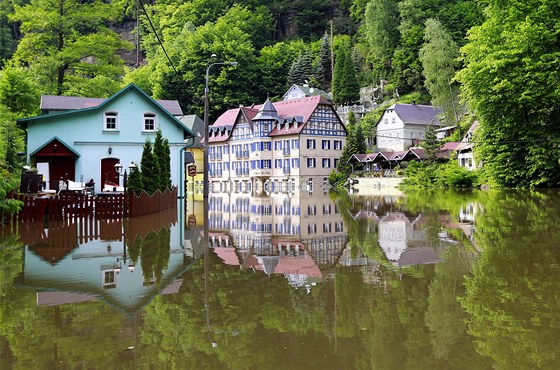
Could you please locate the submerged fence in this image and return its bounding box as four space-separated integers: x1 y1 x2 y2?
1 187 177 225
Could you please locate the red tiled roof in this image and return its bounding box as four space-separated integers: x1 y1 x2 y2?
210 95 334 138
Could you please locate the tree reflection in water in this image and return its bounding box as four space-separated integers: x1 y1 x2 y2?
0 190 559 368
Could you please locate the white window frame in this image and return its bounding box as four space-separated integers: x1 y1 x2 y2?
104 111 118 131
143 112 157 132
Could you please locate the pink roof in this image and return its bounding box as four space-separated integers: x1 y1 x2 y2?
439 142 463 151
213 247 240 266
210 95 334 138
274 253 323 278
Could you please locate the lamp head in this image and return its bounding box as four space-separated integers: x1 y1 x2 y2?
114 162 123 174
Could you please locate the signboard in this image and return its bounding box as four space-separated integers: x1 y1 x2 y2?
187 165 197 177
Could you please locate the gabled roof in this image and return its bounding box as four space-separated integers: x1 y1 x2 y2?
282 84 331 101
29 136 80 157
381 103 442 126
41 95 183 116
210 95 341 140
20 84 194 138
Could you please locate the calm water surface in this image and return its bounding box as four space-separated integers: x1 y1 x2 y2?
1 189 559 369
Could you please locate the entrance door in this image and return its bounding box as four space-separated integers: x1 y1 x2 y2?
101 158 120 190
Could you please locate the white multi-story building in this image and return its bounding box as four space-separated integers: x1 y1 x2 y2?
207 95 347 193
376 103 443 151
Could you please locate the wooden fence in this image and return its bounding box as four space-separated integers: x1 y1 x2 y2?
1 187 177 225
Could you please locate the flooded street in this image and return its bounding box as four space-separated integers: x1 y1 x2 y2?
1 189 559 369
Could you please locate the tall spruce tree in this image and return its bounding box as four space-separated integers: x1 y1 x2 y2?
422 122 439 162
140 139 159 195
287 49 314 86
126 165 143 195
153 130 169 192
333 40 360 105
316 33 332 90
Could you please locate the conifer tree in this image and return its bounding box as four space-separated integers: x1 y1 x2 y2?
422 122 439 162
140 139 159 195
287 49 313 86
316 33 332 90
333 41 360 105
126 165 143 195
153 129 169 192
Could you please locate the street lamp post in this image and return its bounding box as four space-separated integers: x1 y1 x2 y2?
203 54 237 253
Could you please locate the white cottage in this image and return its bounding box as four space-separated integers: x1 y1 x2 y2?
376 103 443 151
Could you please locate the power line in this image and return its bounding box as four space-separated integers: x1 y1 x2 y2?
375 134 560 145
137 0 178 75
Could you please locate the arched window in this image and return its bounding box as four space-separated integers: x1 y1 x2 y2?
143 113 156 132
104 112 118 131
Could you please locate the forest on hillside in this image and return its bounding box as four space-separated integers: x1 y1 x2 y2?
1 0 559 188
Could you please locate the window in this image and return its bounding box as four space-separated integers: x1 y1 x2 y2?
307 139 316 149
307 158 316 168
334 140 342 150
322 158 331 168
308 224 317 234
308 205 316 215
143 113 156 131
104 112 118 131
322 140 330 150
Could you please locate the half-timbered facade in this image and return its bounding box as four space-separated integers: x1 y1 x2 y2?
208 95 347 193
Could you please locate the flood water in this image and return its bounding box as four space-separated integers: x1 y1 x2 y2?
1 189 559 369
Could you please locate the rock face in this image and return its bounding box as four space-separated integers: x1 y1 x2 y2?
111 20 145 67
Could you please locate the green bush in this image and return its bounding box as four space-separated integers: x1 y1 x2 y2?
328 171 347 187
401 161 479 189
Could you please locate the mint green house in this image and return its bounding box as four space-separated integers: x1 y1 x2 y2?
18 84 195 194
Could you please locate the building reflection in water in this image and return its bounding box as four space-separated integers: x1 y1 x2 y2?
202 190 481 290
16 204 193 314
207 190 348 292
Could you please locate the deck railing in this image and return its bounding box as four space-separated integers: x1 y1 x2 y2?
1 187 178 225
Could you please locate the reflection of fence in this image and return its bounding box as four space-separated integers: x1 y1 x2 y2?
2 187 177 225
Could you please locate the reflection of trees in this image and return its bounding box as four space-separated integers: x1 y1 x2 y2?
140 229 170 286
0 290 133 368
462 191 560 369
0 234 22 298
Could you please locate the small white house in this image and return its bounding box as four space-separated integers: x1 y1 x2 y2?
376 103 443 151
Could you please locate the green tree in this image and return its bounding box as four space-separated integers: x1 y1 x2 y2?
10 0 131 95
332 39 360 105
315 33 332 90
456 0 560 187
257 39 307 100
152 6 258 119
364 0 400 77
419 18 461 126
337 112 360 175
287 48 313 86
140 138 159 195
422 122 438 162
153 129 171 191
126 164 142 195
0 63 40 116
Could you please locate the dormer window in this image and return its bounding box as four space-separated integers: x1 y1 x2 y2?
104 112 118 131
143 113 156 132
